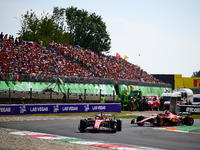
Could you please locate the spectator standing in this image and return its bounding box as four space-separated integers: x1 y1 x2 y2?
78 95 83 103
100 95 105 103
160 97 164 110
130 97 134 112
20 97 25 104
0 32 4 42
143 97 148 110
138 96 143 111
62 93 67 103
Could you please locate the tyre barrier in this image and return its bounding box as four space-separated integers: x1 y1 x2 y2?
0 103 121 115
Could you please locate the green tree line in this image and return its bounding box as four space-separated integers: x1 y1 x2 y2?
192 70 200 77
19 6 111 53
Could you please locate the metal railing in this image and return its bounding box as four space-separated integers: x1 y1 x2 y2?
0 73 171 88
0 88 115 104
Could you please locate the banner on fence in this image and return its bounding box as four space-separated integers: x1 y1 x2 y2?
0 81 172 97
179 105 200 114
0 103 121 115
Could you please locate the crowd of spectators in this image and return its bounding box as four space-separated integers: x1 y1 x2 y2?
0 32 93 78
57 44 161 83
0 32 162 83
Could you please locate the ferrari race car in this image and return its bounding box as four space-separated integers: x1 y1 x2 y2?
131 111 194 126
78 113 122 133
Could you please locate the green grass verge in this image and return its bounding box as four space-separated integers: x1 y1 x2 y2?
182 114 200 119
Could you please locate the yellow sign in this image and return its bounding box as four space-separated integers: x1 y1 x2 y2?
175 74 200 89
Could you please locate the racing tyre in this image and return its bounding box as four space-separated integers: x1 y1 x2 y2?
155 116 164 126
117 119 122 131
110 120 117 133
79 119 87 132
137 116 144 126
184 116 194 126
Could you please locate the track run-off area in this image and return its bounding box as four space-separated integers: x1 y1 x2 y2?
1 113 200 150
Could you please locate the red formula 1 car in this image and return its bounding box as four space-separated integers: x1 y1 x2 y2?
78 113 122 133
131 111 194 126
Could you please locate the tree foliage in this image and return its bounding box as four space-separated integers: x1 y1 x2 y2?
65 7 111 53
19 9 70 46
52 7 69 44
19 7 111 53
192 70 200 77
19 9 39 42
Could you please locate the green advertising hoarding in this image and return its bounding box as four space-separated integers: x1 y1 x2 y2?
0 81 171 96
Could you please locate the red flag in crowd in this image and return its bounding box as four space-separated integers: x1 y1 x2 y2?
116 53 121 58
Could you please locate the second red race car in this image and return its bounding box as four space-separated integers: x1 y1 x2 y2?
78 113 122 133
131 111 194 126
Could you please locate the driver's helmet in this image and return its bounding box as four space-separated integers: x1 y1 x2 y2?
165 111 170 114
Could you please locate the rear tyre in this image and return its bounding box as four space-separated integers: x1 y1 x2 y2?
184 116 194 126
79 119 87 132
117 119 122 131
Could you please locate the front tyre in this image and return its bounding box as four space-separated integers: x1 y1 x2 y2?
78 119 87 132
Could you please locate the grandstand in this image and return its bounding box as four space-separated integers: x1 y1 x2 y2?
0 33 171 104
0 33 162 83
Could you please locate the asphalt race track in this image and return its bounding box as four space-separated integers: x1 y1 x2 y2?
1 118 200 150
